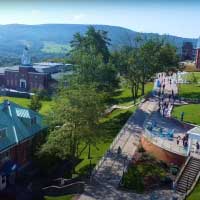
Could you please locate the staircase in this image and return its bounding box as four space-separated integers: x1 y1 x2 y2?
176 157 200 195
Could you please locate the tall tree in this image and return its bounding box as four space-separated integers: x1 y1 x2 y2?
70 26 118 91
38 84 105 176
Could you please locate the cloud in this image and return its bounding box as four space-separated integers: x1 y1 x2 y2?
31 9 41 15
63 13 86 23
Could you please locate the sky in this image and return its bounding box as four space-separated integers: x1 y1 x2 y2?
0 0 200 38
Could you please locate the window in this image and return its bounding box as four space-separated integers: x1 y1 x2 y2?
0 128 6 139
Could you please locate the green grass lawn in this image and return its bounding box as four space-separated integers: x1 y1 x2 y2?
75 106 136 176
0 96 53 115
75 82 153 176
110 82 153 106
179 84 200 99
44 194 74 200
172 104 200 125
178 72 200 99
188 182 200 200
42 41 71 54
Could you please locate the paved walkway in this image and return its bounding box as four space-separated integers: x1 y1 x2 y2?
78 100 175 200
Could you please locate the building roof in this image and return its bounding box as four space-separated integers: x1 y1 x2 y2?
187 126 200 137
0 100 46 152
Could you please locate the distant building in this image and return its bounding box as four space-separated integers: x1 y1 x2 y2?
0 100 45 190
0 47 51 92
181 42 195 60
196 37 200 69
0 47 71 93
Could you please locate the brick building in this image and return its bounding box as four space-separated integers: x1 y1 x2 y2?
196 37 200 69
0 100 46 190
0 47 51 92
181 42 195 60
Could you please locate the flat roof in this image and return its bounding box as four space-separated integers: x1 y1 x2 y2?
188 126 200 135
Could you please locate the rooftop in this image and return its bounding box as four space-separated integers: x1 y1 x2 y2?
0 100 45 152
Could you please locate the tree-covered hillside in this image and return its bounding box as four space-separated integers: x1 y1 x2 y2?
0 24 197 66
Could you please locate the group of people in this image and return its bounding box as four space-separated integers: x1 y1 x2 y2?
156 73 176 118
176 134 188 149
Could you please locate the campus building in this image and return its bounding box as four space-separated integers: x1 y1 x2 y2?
196 37 200 69
181 42 195 61
0 47 71 93
0 100 45 191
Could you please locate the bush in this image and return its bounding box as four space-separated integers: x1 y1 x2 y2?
122 166 144 193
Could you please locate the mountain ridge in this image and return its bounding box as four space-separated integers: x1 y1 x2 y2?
0 24 197 66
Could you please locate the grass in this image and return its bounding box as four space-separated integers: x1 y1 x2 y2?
172 104 200 125
188 182 200 200
0 96 53 115
178 72 200 99
75 82 152 176
44 195 74 200
75 106 136 176
42 41 71 54
179 84 200 99
110 82 153 106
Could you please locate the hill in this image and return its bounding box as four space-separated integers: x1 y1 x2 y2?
0 24 197 66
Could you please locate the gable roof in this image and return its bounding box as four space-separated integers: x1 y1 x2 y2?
0 100 46 152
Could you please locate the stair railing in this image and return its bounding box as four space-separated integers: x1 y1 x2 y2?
185 169 200 197
173 156 191 188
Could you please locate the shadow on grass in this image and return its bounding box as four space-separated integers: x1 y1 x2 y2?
99 110 133 143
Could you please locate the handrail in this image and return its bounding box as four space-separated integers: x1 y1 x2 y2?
186 170 200 197
143 130 188 156
174 156 191 187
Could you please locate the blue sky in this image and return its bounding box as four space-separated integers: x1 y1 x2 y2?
0 0 200 38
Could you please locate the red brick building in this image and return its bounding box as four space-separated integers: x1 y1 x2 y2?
0 47 51 92
196 37 200 69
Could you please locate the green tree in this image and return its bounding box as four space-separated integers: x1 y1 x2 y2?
38 84 105 176
29 95 42 112
70 26 118 91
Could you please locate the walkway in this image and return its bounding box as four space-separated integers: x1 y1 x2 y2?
78 100 174 200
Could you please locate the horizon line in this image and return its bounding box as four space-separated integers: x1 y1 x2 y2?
0 23 198 39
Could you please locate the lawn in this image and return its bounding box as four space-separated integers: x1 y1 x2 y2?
75 82 153 176
179 84 200 99
110 82 153 106
172 104 200 125
0 96 53 115
42 41 71 54
188 182 200 200
75 106 136 176
44 194 74 200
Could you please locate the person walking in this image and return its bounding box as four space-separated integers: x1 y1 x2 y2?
196 142 200 153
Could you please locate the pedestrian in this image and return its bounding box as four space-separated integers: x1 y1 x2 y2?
117 146 122 155
196 142 200 153
181 112 184 121
163 84 165 91
177 138 179 145
172 89 174 98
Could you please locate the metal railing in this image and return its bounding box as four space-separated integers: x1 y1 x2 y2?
143 129 188 156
